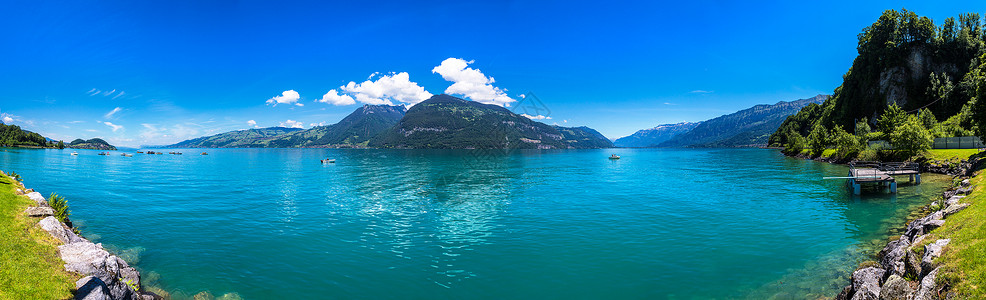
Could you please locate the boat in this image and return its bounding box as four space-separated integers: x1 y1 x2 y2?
146 151 156 154
136 151 144 154
321 159 336 163
125 154 133 157
98 152 108 156
201 152 208 155
609 154 620 160
121 153 127 156
70 152 78 156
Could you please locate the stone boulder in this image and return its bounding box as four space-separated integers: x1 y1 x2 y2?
24 206 54 217
38 216 84 244
76 276 112 300
943 203 969 218
879 237 910 277
920 239 950 278
904 212 943 241
879 275 913 300
852 267 886 300
960 179 970 187
59 242 143 300
25 191 47 206
945 196 965 206
913 268 940 300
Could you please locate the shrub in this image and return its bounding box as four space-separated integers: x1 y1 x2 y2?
47 193 71 224
783 131 806 155
807 123 829 157
890 116 934 158
832 125 862 159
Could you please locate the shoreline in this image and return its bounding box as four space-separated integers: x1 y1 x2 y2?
2 171 160 300
782 150 979 299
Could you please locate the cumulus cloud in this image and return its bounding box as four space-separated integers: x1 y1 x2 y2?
103 121 123 132
690 90 713 94
104 107 122 119
280 120 304 129
247 120 257 127
521 114 551 120
339 72 432 106
266 90 303 107
2 116 13 124
432 58 515 107
317 89 356 106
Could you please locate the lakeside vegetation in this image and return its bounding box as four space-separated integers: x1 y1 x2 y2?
924 167 986 297
0 123 63 149
0 173 74 299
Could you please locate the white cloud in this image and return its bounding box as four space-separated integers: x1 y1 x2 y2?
104 107 122 119
309 122 325 127
432 58 515 107
2 116 13 124
690 90 713 94
103 122 123 132
266 90 303 107
339 72 432 106
112 91 126 99
521 114 551 120
317 89 356 106
280 120 304 129
247 120 257 127
102 89 116 96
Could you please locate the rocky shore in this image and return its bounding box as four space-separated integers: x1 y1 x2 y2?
11 177 158 300
786 153 981 299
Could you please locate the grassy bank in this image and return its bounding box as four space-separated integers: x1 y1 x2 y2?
922 170 986 297
0 173 74 299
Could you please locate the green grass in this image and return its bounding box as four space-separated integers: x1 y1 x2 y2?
922 170 986 298
0 173 75 299
919 149 982 162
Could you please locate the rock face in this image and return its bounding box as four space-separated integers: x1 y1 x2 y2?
76 276 113 300
26 191 47 205
913 268 940 300
24 206 54 217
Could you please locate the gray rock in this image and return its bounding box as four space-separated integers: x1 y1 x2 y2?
905 212 944 241
75 276 112 300
25 191 47 206
904 247 922 280
955 188 971 195
914 267 940 300
880 275 913 300
960 179 970 187
945 196 964 206
852 267 885 299
24 206 54 217
38 216 83 244
922 220 945 234
59 242 142 300
879 236 910 277
920 239 950 278
836 285 853 300
943 203 969 218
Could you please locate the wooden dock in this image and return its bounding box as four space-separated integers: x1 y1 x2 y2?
843 161 921 195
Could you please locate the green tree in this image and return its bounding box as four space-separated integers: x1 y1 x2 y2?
878 102 908 134
855 117 872 137
918 108 938 129
782 131 806 155
890 116 934 157
807 123 829 156
56 140 65 149
832 125 862 159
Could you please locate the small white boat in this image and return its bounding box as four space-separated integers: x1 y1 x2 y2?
70 152 78 156
321 159 336 163
609 154 620 160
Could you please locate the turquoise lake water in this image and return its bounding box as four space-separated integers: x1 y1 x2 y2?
0 148 948 299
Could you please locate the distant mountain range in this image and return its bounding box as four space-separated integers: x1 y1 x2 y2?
68 138 117 150
615 94 828 148
167 94 612 149
614 122 701 148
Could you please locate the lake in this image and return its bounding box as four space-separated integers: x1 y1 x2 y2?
0 148 947 299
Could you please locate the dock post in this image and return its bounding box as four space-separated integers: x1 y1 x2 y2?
854 183 861 195
890 181 897 193
909 174 914 182
916 174 921 184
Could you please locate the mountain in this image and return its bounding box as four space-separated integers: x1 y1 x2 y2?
68 138 117 150
256 104 406 148
554 126 614 148
370 94 611 149
614 122 701 148
658 94 828 147
166 127 303 148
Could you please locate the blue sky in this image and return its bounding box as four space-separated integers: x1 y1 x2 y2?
2 0 985 147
